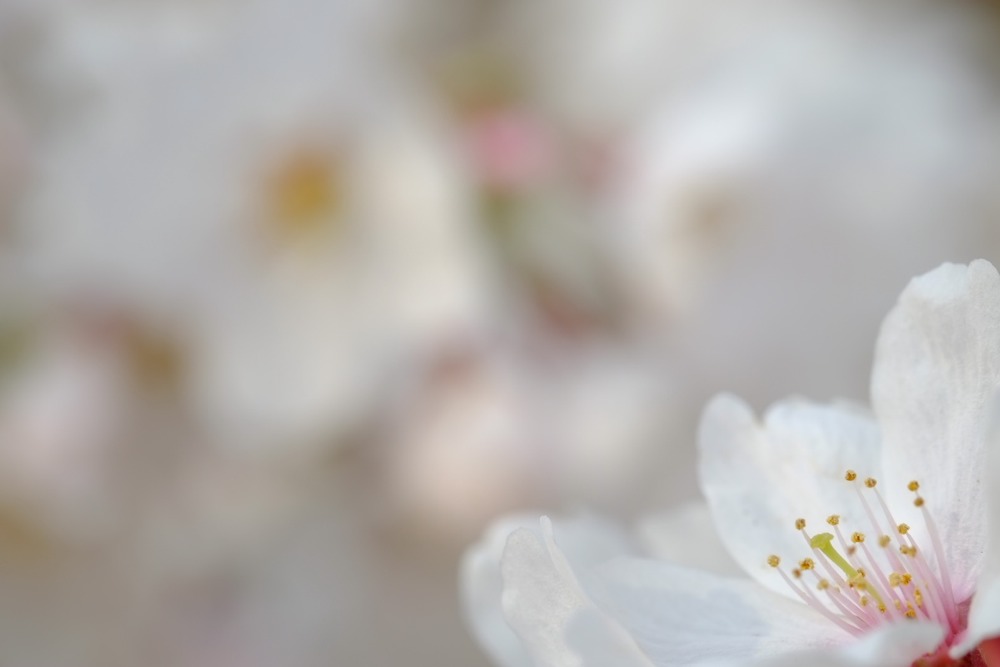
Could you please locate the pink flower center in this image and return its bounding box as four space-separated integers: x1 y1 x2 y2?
915 637 1000 666
769 471 971 659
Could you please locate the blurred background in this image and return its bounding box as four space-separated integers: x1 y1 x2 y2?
0 0 999 664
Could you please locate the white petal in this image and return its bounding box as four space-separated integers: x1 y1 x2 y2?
698 393 882 595
461 514 541 667
872 260 1000 598
501 525 586 667
497 516 640 667
565 608 656 667
754 621 945 667
580 556 848 667
953 395 1000 658
636 501 741 577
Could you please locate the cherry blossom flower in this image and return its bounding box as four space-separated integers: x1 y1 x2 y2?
385 340 677 537
463 260 1000 666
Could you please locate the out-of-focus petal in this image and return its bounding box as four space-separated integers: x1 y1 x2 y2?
635 501 740 576
698 393 881 595
872 260 1000 599
461 515 539 667
754 621 944 667
564 608 655 667
580 556 848 667
463 514 636 667
498 517 639 667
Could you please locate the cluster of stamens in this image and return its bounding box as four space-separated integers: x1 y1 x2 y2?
767 471 960 638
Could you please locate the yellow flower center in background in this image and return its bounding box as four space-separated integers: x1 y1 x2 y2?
267 151 342 240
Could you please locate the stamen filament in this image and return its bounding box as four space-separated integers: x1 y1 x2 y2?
857 476 958 628
774 566 862 635
902 532 958 633
853 541 901 618
914 496 959 631
809 570 869 626
832 525 863 572
828 584 877 625
869 485 911 560
864 484 937 621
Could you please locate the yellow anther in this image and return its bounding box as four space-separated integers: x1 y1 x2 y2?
914 497 925 508
915 589 923 606
901 573 912 585
889 573 902 587
898 523 910 535
826 515 840 526
795 518 806 530
849 570 884 607
878 603 887 614
860 595 870 607
865 477 878 488
908 481 920 492
894 599 903 610
767 555 781 568
851 532 865 543
879 535 891 548
792 569 802 579
905 607 917 619
845 470 857 481
267 152 343 237
817 579 830 591
800 558 815 571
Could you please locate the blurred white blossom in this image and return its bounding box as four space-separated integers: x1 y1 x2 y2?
17 0 495 456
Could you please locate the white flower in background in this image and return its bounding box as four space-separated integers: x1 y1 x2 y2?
607 94 773 322
497 0 698 133
385 340 677 537
463 260 1000 666
0 310 135 542
599 0 1000 328
385 346 540 536
16 0 492 456
501 0 1000 326
185 116 489 456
